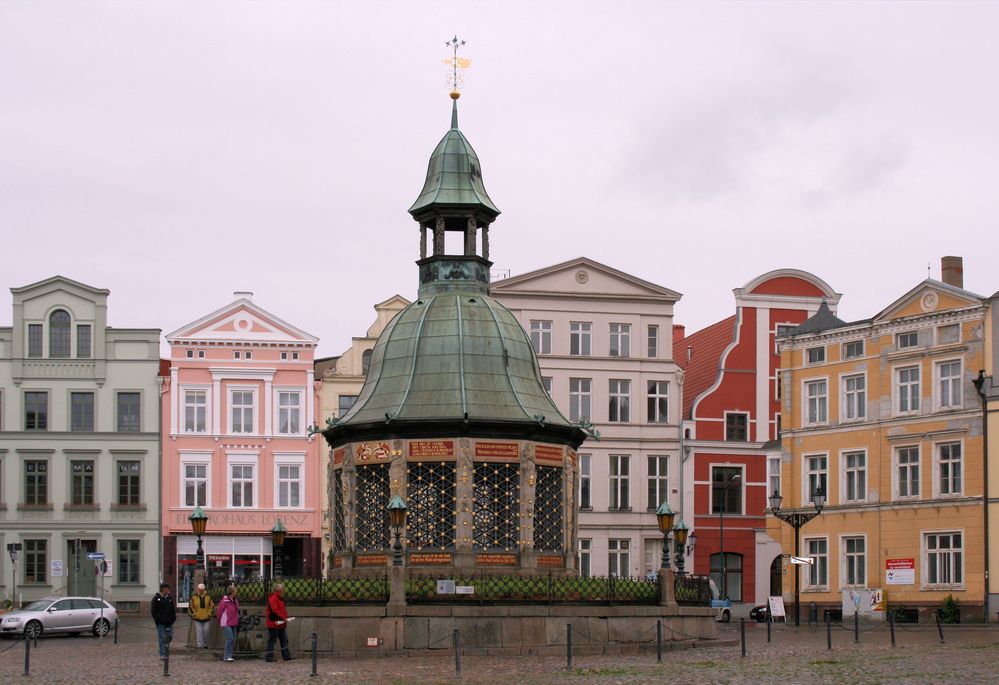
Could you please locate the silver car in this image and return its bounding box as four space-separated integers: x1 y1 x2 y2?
1 596 118 639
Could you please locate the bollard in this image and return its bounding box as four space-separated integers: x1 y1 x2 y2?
453 628 461 677
566 623 573 670
826 618 832 651
935 610 945 644
854 611 859 644
740 618 746 658
311 632 318 677
24 630 30 676
114 618 119 645
888 611 896 648
656 620 662 663
767 616 771 643
163 642 170 677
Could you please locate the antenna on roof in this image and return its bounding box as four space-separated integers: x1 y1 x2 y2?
927 262 931 279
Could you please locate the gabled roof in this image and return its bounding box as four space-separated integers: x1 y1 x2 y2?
678 315 737 420
166 297 318 345
11 275 109 297
491 257 682 301
872 279 984 323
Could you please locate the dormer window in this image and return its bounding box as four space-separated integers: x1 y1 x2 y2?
49 310 71 358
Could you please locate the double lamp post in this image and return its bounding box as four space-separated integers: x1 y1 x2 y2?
769 488 825 626
655 501 695 574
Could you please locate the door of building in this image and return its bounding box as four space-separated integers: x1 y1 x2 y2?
68 539 97 597
769 555 783 597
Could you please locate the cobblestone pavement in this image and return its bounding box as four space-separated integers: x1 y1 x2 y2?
3 618 999 684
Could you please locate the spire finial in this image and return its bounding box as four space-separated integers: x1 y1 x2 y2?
443 35 470 101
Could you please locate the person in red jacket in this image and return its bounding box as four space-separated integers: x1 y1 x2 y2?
264 583 293 662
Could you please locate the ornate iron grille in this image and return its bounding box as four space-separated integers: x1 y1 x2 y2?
355 463 390 551
675 574 712 606
533 465 564 552
472 462 520 551
406 574 658 605
406 461 456 550
333 469 346 553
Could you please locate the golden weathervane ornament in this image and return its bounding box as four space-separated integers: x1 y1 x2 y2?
443 35 471 100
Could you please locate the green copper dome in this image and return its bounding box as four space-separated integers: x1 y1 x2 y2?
408 101 500 219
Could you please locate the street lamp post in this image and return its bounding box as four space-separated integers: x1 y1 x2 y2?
770 489 825 626
271 519 287 579
673 518 691 575
6 543 21 609
387 496 408 567
655 501 676 569
188 506 208 588
716 473 741 601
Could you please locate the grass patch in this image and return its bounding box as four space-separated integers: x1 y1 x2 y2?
811 658 841 665
685 660 717 667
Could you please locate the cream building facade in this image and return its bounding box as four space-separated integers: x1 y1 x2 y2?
0 276 162 614
492 257 684 578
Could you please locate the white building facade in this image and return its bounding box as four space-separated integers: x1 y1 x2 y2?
0 276 162 614
492 258 684 578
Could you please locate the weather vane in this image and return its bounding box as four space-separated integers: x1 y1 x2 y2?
443 35 471 99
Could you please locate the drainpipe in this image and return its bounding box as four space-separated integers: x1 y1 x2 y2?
157 373 166 585
974 370 990 622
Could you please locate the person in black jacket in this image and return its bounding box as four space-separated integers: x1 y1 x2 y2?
151 582 177 660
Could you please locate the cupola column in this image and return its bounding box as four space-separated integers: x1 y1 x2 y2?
433 217 446 255
482 226 489 261
464 217 478 256
420 225 428 259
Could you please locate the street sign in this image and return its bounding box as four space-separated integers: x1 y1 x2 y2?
87 552 105 560
790 556 814 565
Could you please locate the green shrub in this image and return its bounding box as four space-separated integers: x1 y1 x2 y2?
939 594 960 624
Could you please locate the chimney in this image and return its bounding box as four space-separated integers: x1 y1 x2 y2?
234 291 254 301
941 257 963 288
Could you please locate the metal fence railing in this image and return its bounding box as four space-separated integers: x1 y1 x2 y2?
207 575 389 605
674 574 711 606
407 574 659 605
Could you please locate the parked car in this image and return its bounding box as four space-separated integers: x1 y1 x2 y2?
749 604 770 622
708 578 732 623
1 597 117 639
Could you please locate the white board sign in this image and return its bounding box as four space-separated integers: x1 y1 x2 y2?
768 595 786 620
50 560 63 577
455 585 475 595
436 580 456 595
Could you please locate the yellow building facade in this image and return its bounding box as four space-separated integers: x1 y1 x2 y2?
980 290 999 617
771 271 987 622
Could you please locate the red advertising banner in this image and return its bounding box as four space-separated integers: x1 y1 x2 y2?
409 552 453 565
355 555 389 567
409 440 454 458
538 555 564 568
476 553 517 566
886 558 914 569
535 445 563 462
475 441 519 459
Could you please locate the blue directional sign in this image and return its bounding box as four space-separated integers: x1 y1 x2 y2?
87 552 105 560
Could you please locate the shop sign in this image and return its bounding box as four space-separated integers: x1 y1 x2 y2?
886 558 915 585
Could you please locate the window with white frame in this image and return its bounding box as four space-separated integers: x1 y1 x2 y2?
805 379 828 424
608 379 630 422
842 374 866 421
806 454 827 503
609 454 630 510
895 446 920 499
937 442 962 496
230 389 255 433
843 340 864 359
647 325 658 358
896 366 920 413
230 463 255 508
767 455 781 499
647 380 669 423
579 453 591 509
924 531 963 586
77 324 91 358
578 539 591 577
27 323 43 357
647 456 668 510
569 378 591 422
711 466 743 514
608 538 630 578
609 323 631 357
277 390 302 434
570 322 591 356
897 331 918 349
805 537 828 587
843 451 866 503
275 460 303 508
49 310 71 358
182 461 209 507
530 320 552 355
843 536 866 586
806 347 826 364
937 360 962 409
184 390 207 433
725 412 749 441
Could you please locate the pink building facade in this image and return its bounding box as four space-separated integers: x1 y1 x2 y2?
160 293 321 602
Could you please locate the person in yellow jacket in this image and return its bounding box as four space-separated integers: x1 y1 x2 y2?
189 583 215 649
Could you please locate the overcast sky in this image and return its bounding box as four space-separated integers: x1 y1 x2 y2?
2 2 997 356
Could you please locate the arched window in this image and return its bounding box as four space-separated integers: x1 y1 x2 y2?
361 349 373 375
49 310 71 358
